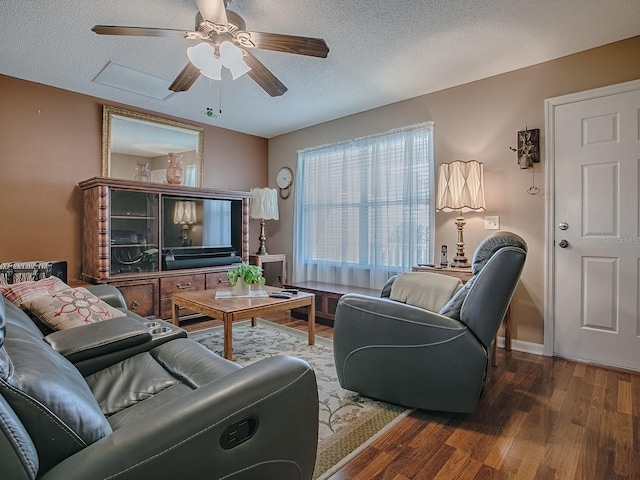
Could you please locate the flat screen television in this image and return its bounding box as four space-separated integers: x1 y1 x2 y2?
161 196 243 270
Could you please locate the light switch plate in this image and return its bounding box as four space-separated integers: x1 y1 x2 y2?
485 216 500 230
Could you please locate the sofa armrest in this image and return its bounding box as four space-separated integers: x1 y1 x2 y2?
40 355 319 480
44 317 152 362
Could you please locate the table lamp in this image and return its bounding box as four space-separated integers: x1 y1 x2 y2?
173 200 197 246
250 187 279 255
436 160 486 267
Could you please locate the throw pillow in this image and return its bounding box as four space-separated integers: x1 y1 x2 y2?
21 287 126 330
1 276 68 308
390 272 463 312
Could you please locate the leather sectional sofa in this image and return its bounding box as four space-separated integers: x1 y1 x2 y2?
0 284 319 480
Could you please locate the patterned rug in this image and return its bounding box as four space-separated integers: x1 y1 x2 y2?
189 319 412 479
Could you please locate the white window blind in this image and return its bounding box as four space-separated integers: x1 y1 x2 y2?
293 122 434 290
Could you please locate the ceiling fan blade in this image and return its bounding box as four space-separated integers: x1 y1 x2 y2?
92 25 192 38
242 50 287 97
169 62 201 92
243 32 329 58
196 0 228 25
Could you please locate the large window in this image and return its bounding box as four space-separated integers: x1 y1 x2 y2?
293 122 434 289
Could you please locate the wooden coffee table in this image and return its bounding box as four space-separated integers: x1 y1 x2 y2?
172 286 316 360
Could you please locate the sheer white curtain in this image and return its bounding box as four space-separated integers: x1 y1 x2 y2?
293 122 434 290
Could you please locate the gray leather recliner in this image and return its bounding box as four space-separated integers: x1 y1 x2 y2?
0 286 319 480
333 231 527 413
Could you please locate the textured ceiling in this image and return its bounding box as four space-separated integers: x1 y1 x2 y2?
2 0 639 138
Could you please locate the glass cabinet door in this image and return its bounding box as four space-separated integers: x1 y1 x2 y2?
110 190 159 275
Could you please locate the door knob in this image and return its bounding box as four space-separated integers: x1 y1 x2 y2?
558 239 569 248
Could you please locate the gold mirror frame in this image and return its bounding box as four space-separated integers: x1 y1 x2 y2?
101 106 204 187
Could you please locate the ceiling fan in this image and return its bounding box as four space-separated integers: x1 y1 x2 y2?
92 0 329 97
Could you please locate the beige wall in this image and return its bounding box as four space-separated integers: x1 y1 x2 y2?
0 75 268 280
268 36 640 345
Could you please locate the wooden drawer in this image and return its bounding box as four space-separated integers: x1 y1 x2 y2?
206 271 232 290
160 274 205 298
160 274 205 319
111 280 159 318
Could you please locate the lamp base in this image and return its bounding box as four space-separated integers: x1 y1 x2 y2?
450 213 471 268
256 218 268 255
450 257 471 268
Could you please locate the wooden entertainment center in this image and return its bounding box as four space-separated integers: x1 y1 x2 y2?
79 177 250 320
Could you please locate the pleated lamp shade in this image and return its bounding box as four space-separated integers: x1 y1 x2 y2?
173 200 197 224
436 160 486 213
250 188 279 220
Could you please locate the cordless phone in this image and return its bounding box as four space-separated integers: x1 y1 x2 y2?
440 245 448 267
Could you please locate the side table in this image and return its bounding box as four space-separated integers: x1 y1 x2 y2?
411 265 511 366
250 253 286 286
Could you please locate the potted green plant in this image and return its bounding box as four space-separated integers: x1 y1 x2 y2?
227 262 265 296
138 248 159 271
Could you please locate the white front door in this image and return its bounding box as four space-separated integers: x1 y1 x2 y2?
548 81 640 371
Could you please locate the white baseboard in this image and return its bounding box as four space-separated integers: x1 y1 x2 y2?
496 336 545 356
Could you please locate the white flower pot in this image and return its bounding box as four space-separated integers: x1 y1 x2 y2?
232 278 251 296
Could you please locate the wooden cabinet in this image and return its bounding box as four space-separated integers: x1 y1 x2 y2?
284 281 379 326
79 177 251 321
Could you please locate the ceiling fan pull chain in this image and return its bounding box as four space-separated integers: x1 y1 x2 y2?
527 167 540 195
219 79 223 114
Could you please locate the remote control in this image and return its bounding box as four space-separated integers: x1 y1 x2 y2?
269 292 292 298
281 289 298 294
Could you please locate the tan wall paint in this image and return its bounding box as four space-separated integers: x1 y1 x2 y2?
268 36 640 345
0 75 268 280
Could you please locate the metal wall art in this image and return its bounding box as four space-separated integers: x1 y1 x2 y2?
509 127 540 169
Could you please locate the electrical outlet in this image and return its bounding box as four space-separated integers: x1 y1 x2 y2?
485 216 500 230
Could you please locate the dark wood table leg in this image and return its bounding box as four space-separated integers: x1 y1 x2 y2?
172 300 180 326
223 313 233 360
504 306 512 351
308 296 315 346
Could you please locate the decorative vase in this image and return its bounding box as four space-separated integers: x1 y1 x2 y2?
232 278 251 296
166 153 184 185
134 162 151 182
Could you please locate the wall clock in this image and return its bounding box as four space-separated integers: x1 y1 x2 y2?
276 167 294 199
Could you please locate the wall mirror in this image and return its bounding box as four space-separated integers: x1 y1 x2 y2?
102 106 204 187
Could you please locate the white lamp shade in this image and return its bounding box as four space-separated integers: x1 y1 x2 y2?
436 160 486 212
174 200 197 224
187 41 251 81
250 188 279 220
219 41 251 79
187 42 222 80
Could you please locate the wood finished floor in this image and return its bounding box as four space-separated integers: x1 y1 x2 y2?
182 314 640 480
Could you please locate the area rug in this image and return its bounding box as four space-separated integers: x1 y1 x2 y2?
189 319 412 479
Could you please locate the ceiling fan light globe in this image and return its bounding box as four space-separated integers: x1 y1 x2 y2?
220 41 251 79
201 60 222 80
187 42 213 67
187 42 222 80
